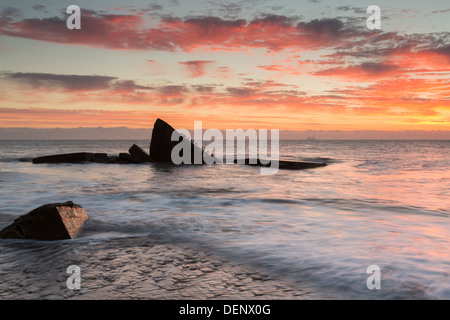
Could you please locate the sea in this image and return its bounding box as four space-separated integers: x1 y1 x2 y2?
0 139 449 299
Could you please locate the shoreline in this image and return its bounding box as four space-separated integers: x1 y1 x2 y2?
0 236 316 300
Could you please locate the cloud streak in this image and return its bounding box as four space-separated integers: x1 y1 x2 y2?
313 62 400 80
179 60 216 77
0 9 368 52
4 72 117 91
2 72 153 93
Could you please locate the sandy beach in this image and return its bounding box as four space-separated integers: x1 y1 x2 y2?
0 236 313 300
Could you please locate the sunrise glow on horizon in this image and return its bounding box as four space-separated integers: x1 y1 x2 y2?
0 0 449 136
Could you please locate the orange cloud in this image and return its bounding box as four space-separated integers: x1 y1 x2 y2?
2 71 448 131
0 11 367 52
387 46 450 71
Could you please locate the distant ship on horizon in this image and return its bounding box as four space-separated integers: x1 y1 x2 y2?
306 134 317 141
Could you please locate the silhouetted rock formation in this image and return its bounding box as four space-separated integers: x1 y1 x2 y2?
149 118 177 162
28 118 328 170
129 144 153 163
0 201 88 240
278 160 327 170
238 158 327 170
31 152 141 164
149 118 210 164
32 152 111 164
32 152 94 164
119 152 139 163
91 153 108 162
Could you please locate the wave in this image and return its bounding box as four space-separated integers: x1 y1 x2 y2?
302 197 449 218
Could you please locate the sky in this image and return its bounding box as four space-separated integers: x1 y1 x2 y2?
0 0 449 139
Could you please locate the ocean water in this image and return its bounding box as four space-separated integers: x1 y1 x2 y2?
0 140 449 299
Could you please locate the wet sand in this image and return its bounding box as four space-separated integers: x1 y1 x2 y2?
0 236 314 300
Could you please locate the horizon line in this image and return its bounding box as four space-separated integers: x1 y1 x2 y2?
1 127 449 140
1 127 450 132
1 138 449 141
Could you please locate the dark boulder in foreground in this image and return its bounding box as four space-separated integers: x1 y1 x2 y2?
0 201 88 240
129 144 153 163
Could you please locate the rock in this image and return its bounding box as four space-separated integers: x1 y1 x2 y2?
0 201 88 240
32 152 117 164
149 118 210 164
91 153 108 162
32 152 94 164
149 118 182 162
92 155 121 164
119 153 139 163
30 151 146 165
27 118 329 171
278 160 327 170
238 158 328 170
128 144 153 163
